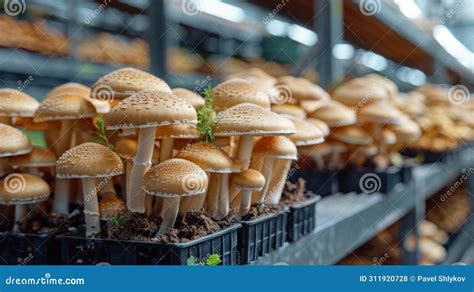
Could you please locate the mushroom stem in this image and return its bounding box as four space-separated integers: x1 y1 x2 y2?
266 160 292 204
52 178 70 214
239 190 252 217
0 158 8 176
313 154 325 170
159 137 174 162
214 173 229 220
13 204 28 232
56 120 74 156
81 177 100 237
125 160 132 203
27 166 40 176
235 135 254 170
179 172 210 215
252 155 274 204
205 173 221 217
129 127 156 213
156 197 180 236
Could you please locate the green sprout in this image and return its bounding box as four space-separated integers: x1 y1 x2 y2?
186 254 222 266
111 214 125 227
94 115 114 150
196 85 216 144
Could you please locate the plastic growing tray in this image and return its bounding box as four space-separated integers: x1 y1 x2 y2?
338 166 401 194
236 209 288 264
285 195 321 242
0 231 60 265
291 169 338 197
56 224 241 265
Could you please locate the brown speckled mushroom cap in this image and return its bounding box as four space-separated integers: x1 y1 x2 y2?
34 94 97 122
307 118 330 137
177 143 235 173
10 147 56 168
308 101 356 128
253 136 297 160
105 89 197 130
0 89 39 117
214 103 295 137
0 123 32 157
271 104 306 118
0 173 50 205
331 125 372 145
91 67 171 100
155 124 200 139
45 83 90 100
56 142 123 178
358 102 403 125
115 138 160 163
288 117 325 146
332 77 388 106
231 169 265 191
172 88 205 109
276 76 330 101
143 158 208 197
211 79 271 111
99 195 126 220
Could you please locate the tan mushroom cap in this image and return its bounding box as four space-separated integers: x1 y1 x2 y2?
45 83 90 100
56 142 123 178
105 89 197 130
91 67 172 100
211 79 271 111
386 116 421 142
15 117 61 131
359 144 379 157
298 142 333 156
307 118 330 136
176 142 235 173
276 76 330 101
99 195 126 220
271 104 306 118
288 117 325 146
115 138 160 163
376 129 397 145
10 147 56 168
0 89 39 117
331 125 372 145
0 123 32 157
215 103 296 137
363 73 398 95
143 158 208 197
252 136 298 160
299 99 329 113
231 169 265 191
332 77 388 106
172 88 205 109
0 173 51 205
326 140 349 153
155 124 200 139
34 94 97 122
308 101 357 128
358 101 403 125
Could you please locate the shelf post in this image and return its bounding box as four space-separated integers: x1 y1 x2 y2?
147 0 167 79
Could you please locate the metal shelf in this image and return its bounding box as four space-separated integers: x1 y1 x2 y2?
253 149 474 265
442 216 474 265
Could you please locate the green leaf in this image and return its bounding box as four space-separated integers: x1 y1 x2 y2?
94 115 114 150
186 256 199 266
196 85 216 143
205 254 222 266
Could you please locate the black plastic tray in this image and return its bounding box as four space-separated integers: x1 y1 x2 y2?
401 148 455 164
290 169 338 197
285 195 321 242
235 209 288 264
0 231 60 265
56 224 241 265
338 166 401 194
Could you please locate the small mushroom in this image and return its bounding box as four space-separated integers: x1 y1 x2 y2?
0 123 32 176
172 88 205 109
155 124 200 163
308 101 357 128
143 158 208 236
231 169 265 217
99 194 126 235
332 77 388 107
9 147 56 176
56 143 123 237
211 79 271 112
0 89 39 125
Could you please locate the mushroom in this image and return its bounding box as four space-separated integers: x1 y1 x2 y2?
9 147 56 176
0 89 39 125
331 125 373 166
386 115 421 153
326 141 349 170
211 79 271 112
298 142 333 170
99 194 126 235
271 104 306 119
105 89 197 214
176 143 235 219
56 143 123 237
308 101 357 128
156 124 200 163
332 77 388 107
357 101 403 126
172 88 205 109
0 173 50 231
143 158 208 236
307 118 330 137
0 123 32 176
231 169 265 217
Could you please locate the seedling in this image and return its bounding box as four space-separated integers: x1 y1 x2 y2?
186 254 222 266
197 85 216 144
94 115 114 150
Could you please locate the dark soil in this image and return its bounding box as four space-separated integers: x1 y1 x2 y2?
279 178 315 205
240 204 284 221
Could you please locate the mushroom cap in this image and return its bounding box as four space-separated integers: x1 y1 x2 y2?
0 89 39 117
99 195 126 220
363 73 398 95
231 169 265 191
155 124 199 139
0 123 32 157
307 118 330 136
308 101 357 128
15 118 61 131
298 142 333 156
271 104 306 118
331 125 372 145
56 142 123 178
386 116 421 142
359 144 379 157
172 88 205 109
115 138 160 163
143 158 208 197
276 76 330 101
105 89 197 130
34 94 97 122
176 142 235 173
326 140 348 153
376 129 397 145
332 77 388 106
299 99 329 113
45 83 90 100
252 136 298 160
288 117 325 146
211 79 271 111
9 147 56 168
215 103 296 137
0 173 51 205
91 67 171 100
358 101 403 125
